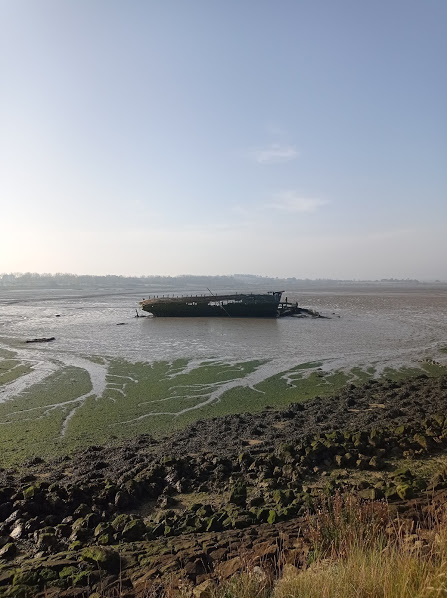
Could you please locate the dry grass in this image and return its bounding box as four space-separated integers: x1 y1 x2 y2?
275 542 434 598
211 571 272 598
209 495 447 598
274 495 447 598
303 492 391 560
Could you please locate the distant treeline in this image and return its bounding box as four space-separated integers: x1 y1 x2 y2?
0 272 425 291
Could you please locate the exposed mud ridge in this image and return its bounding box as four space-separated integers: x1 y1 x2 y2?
1 374 447 596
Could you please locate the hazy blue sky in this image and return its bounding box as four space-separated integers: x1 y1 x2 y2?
1 1 446 279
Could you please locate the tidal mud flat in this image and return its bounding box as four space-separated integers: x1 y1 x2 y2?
1 372 447 596
0 343 446 465
1 286 447 463
0 285 447 594
1 284 447 465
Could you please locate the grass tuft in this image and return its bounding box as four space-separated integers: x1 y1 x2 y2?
206 496 447 598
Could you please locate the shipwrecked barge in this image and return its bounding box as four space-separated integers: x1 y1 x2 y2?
140 291 322 318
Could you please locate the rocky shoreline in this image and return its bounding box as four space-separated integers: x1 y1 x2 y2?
1 373 447 596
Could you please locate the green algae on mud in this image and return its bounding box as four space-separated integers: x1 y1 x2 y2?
0 366 92 463
0 354 446 466
63 358 266 445
0 347 32 385
382 361 447 380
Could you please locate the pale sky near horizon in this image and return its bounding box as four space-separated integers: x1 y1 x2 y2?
1 1 446 280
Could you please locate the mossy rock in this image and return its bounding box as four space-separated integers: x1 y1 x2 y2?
390 468 413 480
73 570 91 586
0 542 16 560
344 452 354 465
99 481 117 500
147 522 165 538
278 443 295 457
368 429 383 447
5 583 39 597
232 512 253 529
256 508 270 522
74 503 90 517
80 546 120 572
384 486 398 500
355 457 369 470
433 413 445 428
70 520 91 542
39 568 59 584
272 489 295 507
97 533 111 545
368 456 383 469
13 570 39 587
205 516 221 532
247 493 264 507
94 522 112 537
122 518 146 541
196 504 213 517
111 513 132 532
334 454 345 467
413 433 429 450
282 463 294 478
358 488 379 500
352 431 367 447
155 509 175 523
396 483 413 500
55 523 71 538
324 431 341 443
37 532 59 550
71 517 86 532
281 503 300 518
22 485 37 500
412 478 428 492
229 482 247 506
310 439 326 454
374 480 386 491
267 510 277 524
238 452 253 466
82 512 100 529
59 566 77 580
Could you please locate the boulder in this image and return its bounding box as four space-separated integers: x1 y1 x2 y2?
80 546 120 573
193 579 215 598
0 542 16 560
396 483 413 500
122 518 147 541
216 556 242 579
111 514 132 532
229 482 247 506
267 510 277 524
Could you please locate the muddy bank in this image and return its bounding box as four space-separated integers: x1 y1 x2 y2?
1 374 447 596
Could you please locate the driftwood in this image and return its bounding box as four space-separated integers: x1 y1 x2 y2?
25 337 55 343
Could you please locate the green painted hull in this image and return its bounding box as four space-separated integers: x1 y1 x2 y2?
140 292 282 318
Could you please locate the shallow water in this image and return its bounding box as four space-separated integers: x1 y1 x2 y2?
1 286 446 368
0 284 446 457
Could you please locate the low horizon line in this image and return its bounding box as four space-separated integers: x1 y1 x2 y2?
0 272 445 284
